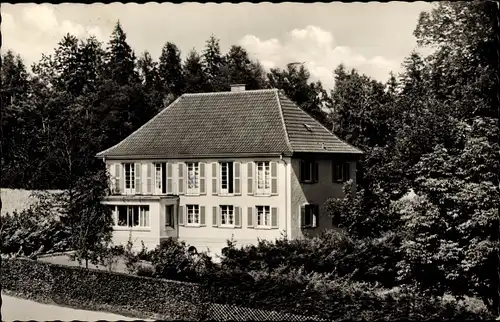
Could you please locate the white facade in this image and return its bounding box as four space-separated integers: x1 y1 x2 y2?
103 155 355 256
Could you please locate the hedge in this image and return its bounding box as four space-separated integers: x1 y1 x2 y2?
201 269 493 321
1 257 205 320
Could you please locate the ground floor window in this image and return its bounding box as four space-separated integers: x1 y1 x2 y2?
187 204 200 225
220 205 234 226
256 205 271 227
116 205 150 228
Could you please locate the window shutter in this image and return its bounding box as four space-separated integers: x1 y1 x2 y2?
247 162 253 195
200 206 206 226
234 162 241 195
146 163 152 194
166 162 173 194
271 162 278 195
332 162 337 182
178 206 185 226
178 163 185 195
115 163 122 194
135 163 142 194
199 163 206 195
212 206 218 227
271 207 278 229
313 162 319 183
212 162 218 195
247 207 254 228
300 205 306 228
234 207 241 228
343 162 350 181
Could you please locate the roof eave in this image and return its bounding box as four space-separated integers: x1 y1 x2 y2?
99 151 294 160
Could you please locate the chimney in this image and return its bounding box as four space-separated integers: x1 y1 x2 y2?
230 84 246 92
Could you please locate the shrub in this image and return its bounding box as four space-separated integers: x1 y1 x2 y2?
219 229 401 287
0 194 70 257
1 257 204 320
149 238 215 282
202 266 493 321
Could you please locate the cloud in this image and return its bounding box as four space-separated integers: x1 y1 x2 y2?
239 25 398 89
2 5 104 70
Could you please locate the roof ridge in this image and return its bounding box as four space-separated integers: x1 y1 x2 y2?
95 96 183 158
277 92 363 154
181 88 278 97
275 90 294 153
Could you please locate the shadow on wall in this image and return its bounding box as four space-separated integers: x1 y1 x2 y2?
289 154 357 239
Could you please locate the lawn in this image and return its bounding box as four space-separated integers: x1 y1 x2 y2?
39 253 131 273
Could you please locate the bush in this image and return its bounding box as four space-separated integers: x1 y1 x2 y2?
147 238 215 282
219 229 401 287
202 266 493 321
1 257 204 320
0 193 70 257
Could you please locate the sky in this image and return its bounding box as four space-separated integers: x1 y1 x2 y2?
1 2 434 90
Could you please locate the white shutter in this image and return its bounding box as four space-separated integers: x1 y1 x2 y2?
135 163 142 194
146 163 152 194
234 207 241 228
247 207 254 228
234 162 241 195
200 162 206 195
178 163 185 195
166 162 173 194
247 162 254 195
271 207 279 229
212 162 218 195
271 161 278 195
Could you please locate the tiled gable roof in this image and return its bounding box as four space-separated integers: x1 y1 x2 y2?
97 89 362 159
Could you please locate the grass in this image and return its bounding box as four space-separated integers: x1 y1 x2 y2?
39 253 131 274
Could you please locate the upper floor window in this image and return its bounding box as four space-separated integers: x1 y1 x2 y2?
124 163 135 193
155 163 162 193
186 204 200 225
220 162 234 194
186 162 200 194
300 160 318 183
301 204 319 228
117 205 149 228
256 162 271 195
333 162 350 182
256 205 271 227
220 205 234 227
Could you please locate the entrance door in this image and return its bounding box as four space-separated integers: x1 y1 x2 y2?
164 204 178 238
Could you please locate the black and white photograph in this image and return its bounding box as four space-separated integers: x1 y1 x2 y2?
1 1 498 321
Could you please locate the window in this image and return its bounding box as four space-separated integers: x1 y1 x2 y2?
220 205 234 226
220 162 234 194
333 162 350 182
300 160 317 183
301 204 319 228
187 205 200 225
186 162 200 194
165 205 174 228
155 163 162 193
116 205 149 228
124 163 135 192
256 205 271 227
256 162 271 195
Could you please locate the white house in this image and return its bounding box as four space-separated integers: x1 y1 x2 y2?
96 85 362 256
